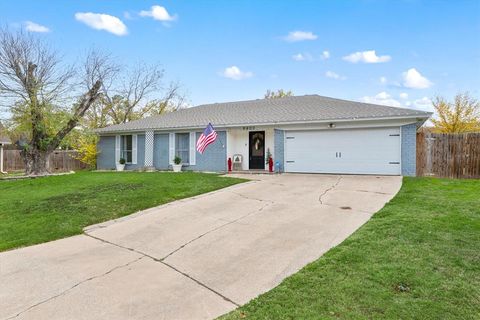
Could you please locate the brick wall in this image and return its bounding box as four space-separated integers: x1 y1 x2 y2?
190 131 227 172
401 123 417 176
153 133 169 169
97 136 115 169
274 129 284 172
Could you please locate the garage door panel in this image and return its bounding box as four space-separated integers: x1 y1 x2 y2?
285 128 400 175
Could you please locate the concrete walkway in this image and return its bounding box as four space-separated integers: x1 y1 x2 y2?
0 174 402 320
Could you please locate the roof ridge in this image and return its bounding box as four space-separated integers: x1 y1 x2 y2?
95 94 431 133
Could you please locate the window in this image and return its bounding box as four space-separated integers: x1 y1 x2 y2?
175 133 190 164
121 135 133 163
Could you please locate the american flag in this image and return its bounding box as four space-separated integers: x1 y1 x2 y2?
196 123 218 154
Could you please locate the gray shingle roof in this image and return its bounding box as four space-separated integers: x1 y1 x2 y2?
96 94 432 134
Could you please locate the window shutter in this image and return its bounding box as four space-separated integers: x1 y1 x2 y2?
132 134 137 164
169 133 175 165
189 132 196 165
115 135 120 164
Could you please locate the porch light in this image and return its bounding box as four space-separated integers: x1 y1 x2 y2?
328 123 336 128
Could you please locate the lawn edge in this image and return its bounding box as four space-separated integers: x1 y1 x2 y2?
83 177 256 233
0 172 250 253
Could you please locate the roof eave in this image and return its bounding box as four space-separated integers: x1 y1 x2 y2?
95 113 432 135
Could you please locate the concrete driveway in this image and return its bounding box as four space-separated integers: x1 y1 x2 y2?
1 174 402 320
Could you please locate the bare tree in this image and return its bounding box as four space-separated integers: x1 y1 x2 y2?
84 64 186 128
0 28 111 175
138 81 186 118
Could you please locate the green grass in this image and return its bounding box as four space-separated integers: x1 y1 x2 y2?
221 178 480 320
0 171 244 252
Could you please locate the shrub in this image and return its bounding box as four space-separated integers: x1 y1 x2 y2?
75 135 98 168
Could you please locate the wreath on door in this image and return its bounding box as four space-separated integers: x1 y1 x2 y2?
254 136 263 150
254 138 261 150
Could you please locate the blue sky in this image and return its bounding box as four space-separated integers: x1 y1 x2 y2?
1 0 479 111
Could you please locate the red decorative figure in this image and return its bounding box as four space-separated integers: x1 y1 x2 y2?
268 157 273 172
228 157 232 172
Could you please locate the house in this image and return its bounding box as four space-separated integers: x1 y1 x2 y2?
95 95 431 176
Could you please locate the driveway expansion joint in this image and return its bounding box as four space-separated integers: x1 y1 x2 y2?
83 180 259 233
161 200 271 261
5 255 145 320
228 190 276 205
161 261 240 307
83 232 240 308
81 189 275 309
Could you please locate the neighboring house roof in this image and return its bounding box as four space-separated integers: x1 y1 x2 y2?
0 122 12 145
96 94 432 134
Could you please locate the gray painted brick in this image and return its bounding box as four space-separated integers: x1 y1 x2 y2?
274 129 285 172
151 131 227 172
188 131 227 172
401 123 417 176
97 136 115 169
97 134 145 170
153 133 169 169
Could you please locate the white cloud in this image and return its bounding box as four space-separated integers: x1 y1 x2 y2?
380 76 387 84
221 66 253 80
283 31 317 42
292 53 313 61
139 5 177 21
292 53 305 61
402 68 433 89
343 50 391 63
321 50 330 60
75 12 128 36
413 97 433 111
325 71 346 80
24 21 50 33
399 92 409 99
360 92 402 108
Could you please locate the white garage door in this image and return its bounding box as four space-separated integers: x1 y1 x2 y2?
284 127 401 175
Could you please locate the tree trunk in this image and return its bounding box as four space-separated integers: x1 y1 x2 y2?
20 80 102 176
22 148 51 175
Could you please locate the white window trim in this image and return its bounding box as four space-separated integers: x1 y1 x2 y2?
132 134 137 165
169 133 175 165
189 132 196 166
115 135 120 164
173 132 191 165
119 134 137 165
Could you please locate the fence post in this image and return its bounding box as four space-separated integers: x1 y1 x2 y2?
425 133 434 176
0 145 4 173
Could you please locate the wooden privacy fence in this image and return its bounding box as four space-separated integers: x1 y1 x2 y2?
2 150 88 172
417 132 480 179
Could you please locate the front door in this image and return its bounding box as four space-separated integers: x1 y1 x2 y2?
249 131 265 170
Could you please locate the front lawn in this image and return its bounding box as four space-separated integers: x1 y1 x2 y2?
221 178 480 319
0 171 244 252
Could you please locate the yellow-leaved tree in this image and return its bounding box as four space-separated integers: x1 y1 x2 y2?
75 135 99 169
431 93 480 133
